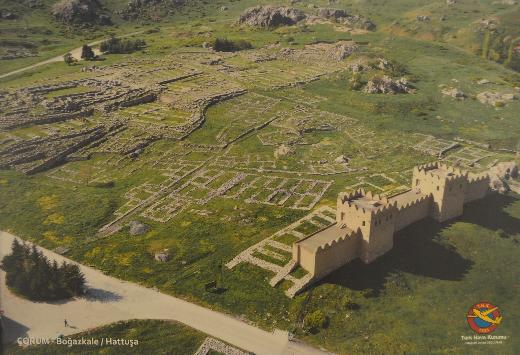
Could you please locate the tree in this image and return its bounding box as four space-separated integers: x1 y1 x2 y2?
213 38 252 52
63 52 74 65
99 37 146 54
81 44 95 61
1 241 86 301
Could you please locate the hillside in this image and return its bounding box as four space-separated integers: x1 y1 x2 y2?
0 1 519 354
0 0 519 75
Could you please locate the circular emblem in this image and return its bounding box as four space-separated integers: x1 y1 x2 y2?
466 302 502 334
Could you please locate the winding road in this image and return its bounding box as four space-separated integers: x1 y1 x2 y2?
0 31 144 80
0 231 328 354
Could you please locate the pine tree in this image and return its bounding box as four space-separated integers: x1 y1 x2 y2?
81 44 95 61
63 53 74 65
1 241 86 301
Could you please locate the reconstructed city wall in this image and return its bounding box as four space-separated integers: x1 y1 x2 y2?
393 194 432 232
413 163 467 222
293 162 497 281
312 229 361 279
361 204 397 263
293 243 317 276
465 174 490 203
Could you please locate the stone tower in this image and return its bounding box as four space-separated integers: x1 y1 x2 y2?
337 189 397 263
412 163 467 222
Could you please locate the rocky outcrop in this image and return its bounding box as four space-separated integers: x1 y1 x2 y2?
363 76 414 94
0 9 17 19
327 42 358 61
334 155 349 164
129 220 149 235
238 6 306 28
51 0 111 25
489 161 518 193
0 122 123 174
120 0 186 20
317 7 375 30
154 249 170 262
317 8 346 19
441 87 467 99
477 91 517 106
416 15 430 22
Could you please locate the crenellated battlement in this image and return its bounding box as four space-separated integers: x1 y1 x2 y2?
467 172 490 184
394 192 432 211
315 228 361 253
413 162 468 183
294 162 499 281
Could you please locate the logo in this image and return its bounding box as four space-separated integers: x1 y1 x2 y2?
467 302 502 334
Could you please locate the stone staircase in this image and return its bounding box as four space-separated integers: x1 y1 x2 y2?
269 260 297 287
285 273 314 298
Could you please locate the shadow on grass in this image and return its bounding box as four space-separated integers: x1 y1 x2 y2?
83 288 122 303
318 193 520 295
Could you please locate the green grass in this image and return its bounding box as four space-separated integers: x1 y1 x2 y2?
274 234 300 246
1 1 520 353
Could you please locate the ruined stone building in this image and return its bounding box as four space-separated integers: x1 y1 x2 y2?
292 163 490 280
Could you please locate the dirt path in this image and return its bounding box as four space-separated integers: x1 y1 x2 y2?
0 231 328 355
0 31 144 80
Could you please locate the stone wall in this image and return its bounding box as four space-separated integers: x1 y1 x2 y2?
293 226 362 279
394 194 432 232
464 174 490 203
361 204 396 263
294 162 499 281
412 163 467 222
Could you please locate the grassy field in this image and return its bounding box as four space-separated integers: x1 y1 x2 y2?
1 0 519 354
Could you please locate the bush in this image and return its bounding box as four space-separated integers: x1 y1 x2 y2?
1 239 86 301
81 44 95 60
303 309 328 333
212 38 252 52
100 37 146 54
63 52 75 65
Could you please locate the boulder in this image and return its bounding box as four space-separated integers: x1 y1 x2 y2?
417 15 430 22
334 155 349 164
154 249 170 262
341 14 376 30
129 220 149 235
238 6 306 28
477 91 517 106
0 9 17 19
317 8 347 20
363 75 414 94
327 42 358 61
441 87 467 99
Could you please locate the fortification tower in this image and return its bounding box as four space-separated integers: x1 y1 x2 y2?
412 163 468 222
337 189 398 263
